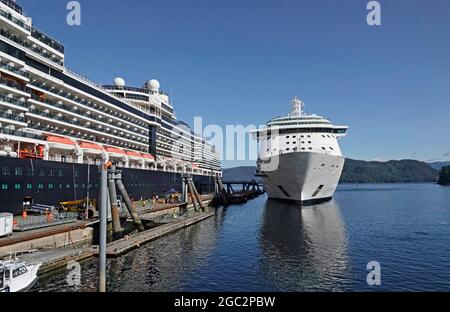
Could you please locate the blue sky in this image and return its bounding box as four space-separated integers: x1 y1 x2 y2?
20 0 450 168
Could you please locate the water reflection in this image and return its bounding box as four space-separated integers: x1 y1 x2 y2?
259 199 349 291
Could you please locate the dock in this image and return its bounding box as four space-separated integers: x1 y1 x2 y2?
20 247 95 274
100 211 215 257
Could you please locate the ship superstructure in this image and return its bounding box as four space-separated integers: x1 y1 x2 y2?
251 97 348 204
0 0 221 213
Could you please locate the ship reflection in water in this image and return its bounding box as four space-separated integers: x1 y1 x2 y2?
259 200 349 291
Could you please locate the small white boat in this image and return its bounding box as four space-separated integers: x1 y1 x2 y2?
0 255 41 292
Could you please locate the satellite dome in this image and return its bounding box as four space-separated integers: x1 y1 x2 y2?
114 77 125 87
148 79 160 92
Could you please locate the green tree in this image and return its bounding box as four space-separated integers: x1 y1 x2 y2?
438 166 450 185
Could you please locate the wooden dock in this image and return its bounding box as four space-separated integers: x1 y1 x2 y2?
99 211 215 257
20 247 95 274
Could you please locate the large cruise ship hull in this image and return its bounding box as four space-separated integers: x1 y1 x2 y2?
260 152 345 204
0 157 215 215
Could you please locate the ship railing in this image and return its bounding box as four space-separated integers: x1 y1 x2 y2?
0 0 23 15
0 76 28 92
0 59 28 78
65 68 102 89
0 94 29 108
31 27 64 54
0 6 30 31
0 28 63 66
0 127 43 140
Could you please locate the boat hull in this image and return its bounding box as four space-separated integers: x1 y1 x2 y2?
260 152 345 204
0 157 215 214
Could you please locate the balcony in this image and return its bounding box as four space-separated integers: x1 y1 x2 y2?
0 28 63 67
29 92 148 139
0 127 41 140
27 107 148 147
0 76 28 93
0 0 23 15
0 93 28 108
28 79 148 129
31 27 64 54
0 110 25 123
0 7 30 32
0 59 28 78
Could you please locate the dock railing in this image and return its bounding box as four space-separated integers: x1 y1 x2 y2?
13 212 79 231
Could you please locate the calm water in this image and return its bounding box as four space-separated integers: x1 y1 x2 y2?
34 183 450 292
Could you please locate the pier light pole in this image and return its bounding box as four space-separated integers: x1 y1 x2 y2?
99 162 108 292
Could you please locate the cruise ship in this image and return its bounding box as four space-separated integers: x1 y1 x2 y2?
251 97 348 204
0 0 221 214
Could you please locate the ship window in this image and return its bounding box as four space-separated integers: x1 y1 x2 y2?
38 184 44 190
301 148 306 150
301 141 305 144
2 166 10 176
1 184 8 190
308 141 312 144
286 148 290 151
322 135 326 138
286 142 290 144
286 136 290 138
26 184 32 190
66 184 71 189
27 169 34 177
14 184 21 190
48 184 54 189
308 147 312 150
292 136 296 138
75 170 80 178
15 167 23 176
329 147 334 150
74 184 79 189
39 169 45 177
58 169 64 177
322 147 326 150
48 169 55 177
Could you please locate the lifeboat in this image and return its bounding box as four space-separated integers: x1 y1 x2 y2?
104 146 126 159
46 135 76 151
125 150 142 161
78 141 103 155
141 153 155 163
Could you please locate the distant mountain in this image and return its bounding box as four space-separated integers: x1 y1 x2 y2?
341 159 438 183
222 166 261 182
428 161 450 170
223 159 439 184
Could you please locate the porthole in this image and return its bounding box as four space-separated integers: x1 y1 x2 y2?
308 147 312 150
322 147 326 150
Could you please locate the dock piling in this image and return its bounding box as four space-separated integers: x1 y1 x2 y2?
108 167 123 240
99 163 108 293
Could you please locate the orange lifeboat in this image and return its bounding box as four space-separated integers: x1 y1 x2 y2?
141 153 155 162
104 146 126 158
46 135 76 151
78 141 103 155
125 150 142 160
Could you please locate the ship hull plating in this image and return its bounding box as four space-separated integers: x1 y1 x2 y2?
0 157 215 215
260 152 345 204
